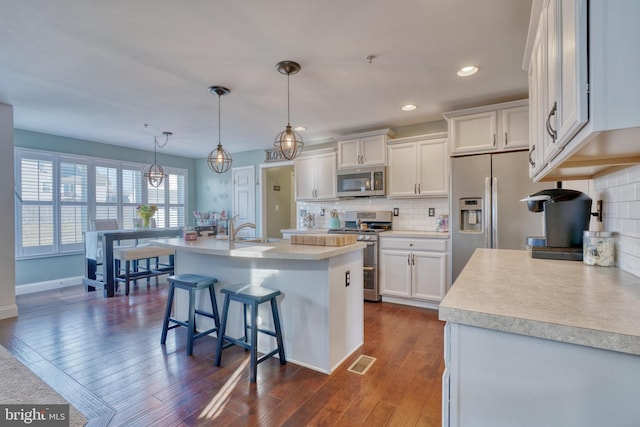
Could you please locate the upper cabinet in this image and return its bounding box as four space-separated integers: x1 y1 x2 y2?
294 150 337 201
387 133 449 198
524 0 640 181
444 100 529 156
337 129 395 169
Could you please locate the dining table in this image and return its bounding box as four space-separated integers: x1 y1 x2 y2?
83 227 181 297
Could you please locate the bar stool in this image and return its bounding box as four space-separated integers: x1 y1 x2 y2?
214 284 286 383
161 274 220 356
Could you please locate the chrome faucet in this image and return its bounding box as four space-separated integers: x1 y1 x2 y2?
228 215 256 241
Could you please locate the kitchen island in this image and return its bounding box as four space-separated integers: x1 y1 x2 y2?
439 249 640 427
152 237 365 374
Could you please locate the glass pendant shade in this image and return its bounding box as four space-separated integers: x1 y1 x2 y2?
274 61 303 160
207 86 233 174
274 124 304 160
208 143 232 174
145 163 164 187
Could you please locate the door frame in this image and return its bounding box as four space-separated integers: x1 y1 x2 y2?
232 165 256 238
258 161 294 238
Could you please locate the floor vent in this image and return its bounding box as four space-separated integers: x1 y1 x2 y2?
347 355 376 375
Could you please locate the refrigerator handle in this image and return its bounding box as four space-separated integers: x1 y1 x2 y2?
484 177 491 248
492 177 498 248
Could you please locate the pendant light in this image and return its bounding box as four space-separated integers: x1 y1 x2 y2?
274 60 304 160
207 86 233 174
145 131 171 187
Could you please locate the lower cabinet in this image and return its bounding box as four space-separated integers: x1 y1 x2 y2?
443 322 640 427
379 236 448 304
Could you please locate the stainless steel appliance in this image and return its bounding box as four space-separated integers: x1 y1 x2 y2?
524 188 592 260
451 150 548 283
329 210 393 301
337 166 386 197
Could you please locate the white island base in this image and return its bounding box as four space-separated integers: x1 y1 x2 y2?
171 248 363 374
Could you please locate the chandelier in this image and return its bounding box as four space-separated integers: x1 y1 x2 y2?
274 60 304 160
145 131 171 187
207 86 233 174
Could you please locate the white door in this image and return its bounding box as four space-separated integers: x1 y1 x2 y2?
294 156 316 200
379 249 412 298
314 152 337 200
387 142 418 197
233 166 255 238
412 251 447 302
417 138 448 196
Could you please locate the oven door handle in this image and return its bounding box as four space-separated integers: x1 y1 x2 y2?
363 266 375 271
365 242 375 246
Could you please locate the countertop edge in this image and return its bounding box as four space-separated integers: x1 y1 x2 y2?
151 238 366 261
438 306 640 356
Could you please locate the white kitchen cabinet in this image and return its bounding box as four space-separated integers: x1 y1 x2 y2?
379 236 448 304
527 9 547 177
524 0 640 181
443 322 640 427
336 129 394 169
387 133 448 198
528 0 588 168
444 100 529 156
294 151 337 201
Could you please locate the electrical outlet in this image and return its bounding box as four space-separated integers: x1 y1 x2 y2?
428 208 435 217
345 270 350 287
393 208 399 216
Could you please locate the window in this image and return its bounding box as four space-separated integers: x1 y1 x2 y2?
15 148 188 259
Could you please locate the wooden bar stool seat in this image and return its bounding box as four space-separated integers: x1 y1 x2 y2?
161 274 220 356
113 245 175 295
214 284 286 383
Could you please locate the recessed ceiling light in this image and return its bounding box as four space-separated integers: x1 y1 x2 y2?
294 126 306 131
457 65 478 77
401 104 417 111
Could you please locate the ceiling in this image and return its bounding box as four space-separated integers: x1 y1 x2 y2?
0 0 533 159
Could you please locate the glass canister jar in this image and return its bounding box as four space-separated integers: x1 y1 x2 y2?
583 231 615 266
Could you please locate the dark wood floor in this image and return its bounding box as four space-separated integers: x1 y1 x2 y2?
0 281 445 426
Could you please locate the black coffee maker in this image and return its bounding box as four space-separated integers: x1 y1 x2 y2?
524 189 592 260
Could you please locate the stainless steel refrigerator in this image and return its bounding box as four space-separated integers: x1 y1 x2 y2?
451 150 549 283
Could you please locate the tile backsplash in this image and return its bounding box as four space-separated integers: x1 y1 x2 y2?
297 197 449 232
592 164 640 277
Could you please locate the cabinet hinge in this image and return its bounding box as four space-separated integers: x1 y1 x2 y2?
586 83 590 94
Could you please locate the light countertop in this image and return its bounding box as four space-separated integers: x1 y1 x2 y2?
152 237 365 261
439 248 640 356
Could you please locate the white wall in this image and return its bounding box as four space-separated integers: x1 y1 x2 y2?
0 104 17 319
592 165 640 277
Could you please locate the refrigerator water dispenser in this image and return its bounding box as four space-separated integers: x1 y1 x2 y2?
460 198 483 232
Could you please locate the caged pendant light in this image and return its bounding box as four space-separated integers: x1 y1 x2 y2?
207 86 233 174
145 131 171 187
274 60 304 160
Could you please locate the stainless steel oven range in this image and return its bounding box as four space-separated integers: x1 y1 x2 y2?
329 210 392 302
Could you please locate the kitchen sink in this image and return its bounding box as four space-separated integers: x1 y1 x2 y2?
236 237 282 244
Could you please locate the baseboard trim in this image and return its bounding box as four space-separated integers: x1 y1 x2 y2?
0 304 19 320
380 295 439 310
16 276 83 295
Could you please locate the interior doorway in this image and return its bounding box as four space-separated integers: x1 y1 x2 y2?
260 164 295 238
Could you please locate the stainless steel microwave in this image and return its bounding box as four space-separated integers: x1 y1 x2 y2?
337 166 386 197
